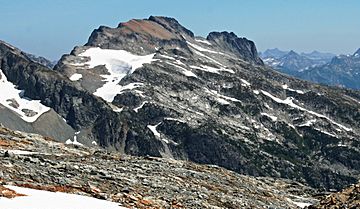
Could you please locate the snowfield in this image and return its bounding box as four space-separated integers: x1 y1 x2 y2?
78 47 156 102
0 185 128 209
0 69 50 123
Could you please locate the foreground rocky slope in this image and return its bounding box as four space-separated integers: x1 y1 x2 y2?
0 16 359 190
0 126 318 208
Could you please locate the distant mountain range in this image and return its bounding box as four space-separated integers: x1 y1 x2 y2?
297 49 360 89
260 48 360 90
260 48 335 72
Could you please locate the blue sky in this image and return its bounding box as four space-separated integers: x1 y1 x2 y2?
1 0 359 60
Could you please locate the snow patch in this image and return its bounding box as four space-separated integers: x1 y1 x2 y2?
4 150 39 155
0 185 127 209
147 122 172 144
263 57 280 66
260 113 278 121
65 134 83 147
69 73 83 81
239 125 251 131
205 88 241 105
166 62 197 78
345 95 360 105
110 104 123 113
78 47 155 102
292 201 312 208
158 54 176 60
282 84 305 94
133 101 148 113
147 123 161 138
187 41 223 54
189 46 226 67
337 142 348 147
190 65 234 74
298 119 317 127
0 69 51 123
287 197 313 208
164 117 186 123
314 128 337 138
240 79 251 87
195 38 212 45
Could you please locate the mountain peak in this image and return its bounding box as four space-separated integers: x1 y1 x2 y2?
260 48 289 59
206 31 263 65
0 40 21 56
117 18 178 40
288 50 298 55
0 41 32 63
85 16 198 54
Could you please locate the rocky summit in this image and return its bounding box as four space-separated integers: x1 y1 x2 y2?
0 15 359 201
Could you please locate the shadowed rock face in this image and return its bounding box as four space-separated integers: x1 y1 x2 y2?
1 16 360 191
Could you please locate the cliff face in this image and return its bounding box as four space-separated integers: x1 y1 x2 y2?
1 17 359 190
207 31 263 65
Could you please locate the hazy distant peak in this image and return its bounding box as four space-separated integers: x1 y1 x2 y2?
287 50 299 56
260 48 289 59
353 48 360 56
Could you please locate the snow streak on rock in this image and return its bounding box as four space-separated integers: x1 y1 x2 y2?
261 90 352 131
